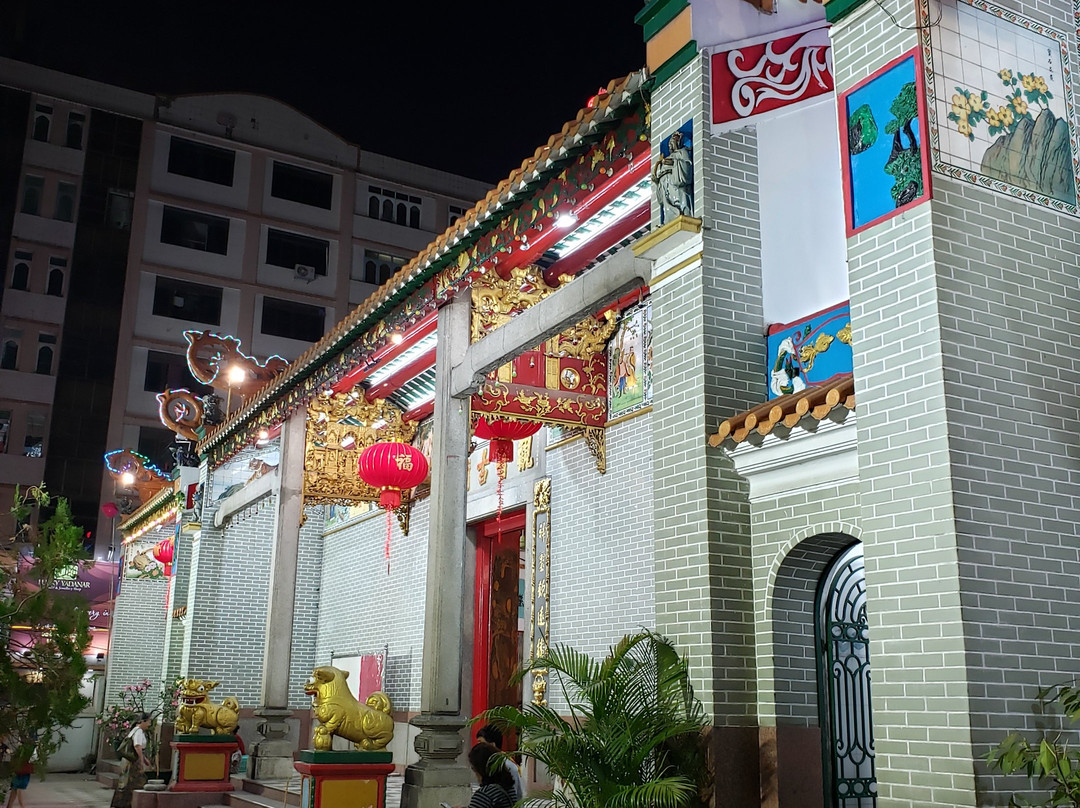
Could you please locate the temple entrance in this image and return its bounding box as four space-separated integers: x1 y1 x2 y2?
816 542 877 807
472 510 525 745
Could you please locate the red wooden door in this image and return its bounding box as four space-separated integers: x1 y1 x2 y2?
472 510 525 746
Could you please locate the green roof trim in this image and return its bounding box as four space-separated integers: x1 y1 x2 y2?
635 0 690 41
651 40 699 87
825 0 869 23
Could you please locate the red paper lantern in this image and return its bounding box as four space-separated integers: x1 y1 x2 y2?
474 417 541 466
152 538 174 576
357 442 429 511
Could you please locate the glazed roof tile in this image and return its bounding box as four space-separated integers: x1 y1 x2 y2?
199 69 648 455
707 373 855 447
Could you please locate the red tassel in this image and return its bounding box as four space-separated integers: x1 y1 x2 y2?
385 510 392 575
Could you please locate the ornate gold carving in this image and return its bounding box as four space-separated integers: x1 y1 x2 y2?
175 679 240 735
837 322 852 345
477 453 490 487
517 436 535 472
545 356 561 389
529 477 552 706
798 332 835 372
471 265 555 343
583 427 606 475
304 666 394 751
551 309 618 360
303 391 417 508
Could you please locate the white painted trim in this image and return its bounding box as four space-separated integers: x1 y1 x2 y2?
213 468 278 527
722 412 858 500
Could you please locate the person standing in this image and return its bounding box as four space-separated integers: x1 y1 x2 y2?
476 725 523 803
4 756 32 808
110 713 152 808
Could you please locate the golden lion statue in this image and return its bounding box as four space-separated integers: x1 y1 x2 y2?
304 666 393 751
175 679 240 735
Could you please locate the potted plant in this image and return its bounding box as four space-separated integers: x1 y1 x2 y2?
480 630 711 808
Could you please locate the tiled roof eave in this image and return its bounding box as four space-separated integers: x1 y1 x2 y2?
118 486 177 537
707 373 856 448
198 69 650 456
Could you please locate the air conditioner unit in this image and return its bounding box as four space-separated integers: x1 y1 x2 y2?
294 264 316 282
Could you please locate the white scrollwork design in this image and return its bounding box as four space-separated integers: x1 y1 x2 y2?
727 29 832 118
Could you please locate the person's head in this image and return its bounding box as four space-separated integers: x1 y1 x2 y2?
468 742 513 791
138 712 152 729
476 724 503 749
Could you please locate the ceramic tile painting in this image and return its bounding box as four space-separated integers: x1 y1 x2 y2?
839 50 932 234
923 0 1079 211
608 303 652 420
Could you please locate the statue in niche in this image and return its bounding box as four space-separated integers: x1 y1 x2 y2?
652 129 694 223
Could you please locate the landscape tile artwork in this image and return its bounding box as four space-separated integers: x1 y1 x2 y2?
840 51 931 234
924 0 1078 210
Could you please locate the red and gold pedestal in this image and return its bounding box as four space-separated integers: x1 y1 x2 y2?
170 735 238 792
294 750 394 808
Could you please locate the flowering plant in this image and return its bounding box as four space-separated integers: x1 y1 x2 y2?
948 67 1055 140
96 677 181 763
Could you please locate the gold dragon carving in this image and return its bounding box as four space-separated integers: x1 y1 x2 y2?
303 390 417 508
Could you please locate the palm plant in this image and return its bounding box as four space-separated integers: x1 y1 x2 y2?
480 630 710 808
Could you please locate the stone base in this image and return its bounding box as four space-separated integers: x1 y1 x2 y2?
133 790 228 808
170 738 238 792
400 760 475 808
294 751 395 808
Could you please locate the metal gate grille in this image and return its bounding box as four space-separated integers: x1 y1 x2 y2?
816 543 876 807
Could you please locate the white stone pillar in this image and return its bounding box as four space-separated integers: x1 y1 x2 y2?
250 410 306 779
401 292 475 808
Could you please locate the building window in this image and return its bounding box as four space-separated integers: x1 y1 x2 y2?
47 258 66 297
32 104 51 142
358 250 406 286
23 413 45 457
20 176 43 215
106 190 133 230
35 344 54 375
0 340 17 370
167 136 236 186
65 112 85 149
265 229 328 276
367 185 422 229
271 161 333 209
160 206 230 254
138 425 176 471
0 411 9 454
448 204 467 227
54 182 77 222
12 251 32 291
144 350 213 394
260 296 325 342
152 276 223 326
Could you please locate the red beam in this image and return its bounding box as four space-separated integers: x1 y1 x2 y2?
542 201 650 286
495 147 650 279
364 347 437 402
404 399 435 423
331 311 438 393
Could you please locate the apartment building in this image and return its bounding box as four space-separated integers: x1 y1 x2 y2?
0 58 490 555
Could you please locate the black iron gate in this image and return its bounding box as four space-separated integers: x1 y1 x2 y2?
816 542 876 807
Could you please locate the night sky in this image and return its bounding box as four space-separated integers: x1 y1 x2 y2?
2 0 647 185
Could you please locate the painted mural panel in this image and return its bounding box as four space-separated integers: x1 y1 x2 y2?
766 302 853 399
923 0 1079 212
839 51 932 235
607 303 652 420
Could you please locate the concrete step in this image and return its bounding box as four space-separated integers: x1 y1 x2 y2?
232 777 301 808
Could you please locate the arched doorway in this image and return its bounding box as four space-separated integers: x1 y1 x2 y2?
815 542 876 807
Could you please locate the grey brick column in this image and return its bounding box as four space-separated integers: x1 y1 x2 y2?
832 0 1080 804
647 53 766 806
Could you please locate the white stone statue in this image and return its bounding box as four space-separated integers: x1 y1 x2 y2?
652 130 694 223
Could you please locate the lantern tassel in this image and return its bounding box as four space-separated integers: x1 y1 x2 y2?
496 459 507 531
385 510 392 575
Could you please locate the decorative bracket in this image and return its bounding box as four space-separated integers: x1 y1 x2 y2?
583 426 607 475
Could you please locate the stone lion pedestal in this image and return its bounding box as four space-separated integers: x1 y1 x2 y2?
294 750 394 808
169 735 239 793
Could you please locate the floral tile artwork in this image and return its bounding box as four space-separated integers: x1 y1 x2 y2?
923 0 1079 211
839 51 931 234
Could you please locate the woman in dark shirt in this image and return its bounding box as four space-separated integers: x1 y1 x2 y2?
468 742 516 808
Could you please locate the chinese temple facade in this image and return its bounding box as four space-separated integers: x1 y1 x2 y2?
106 0 1080 806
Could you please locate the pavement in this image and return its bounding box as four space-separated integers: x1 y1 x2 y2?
12 773 114 807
